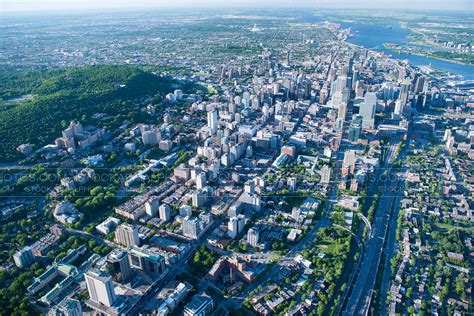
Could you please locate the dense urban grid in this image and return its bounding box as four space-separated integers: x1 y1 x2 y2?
0 8 473 316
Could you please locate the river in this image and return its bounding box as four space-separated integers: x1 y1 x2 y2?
340 21 474 80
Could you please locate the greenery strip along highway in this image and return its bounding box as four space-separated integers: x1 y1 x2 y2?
342 138 404 315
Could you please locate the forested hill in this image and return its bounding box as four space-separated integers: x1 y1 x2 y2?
0 65 191 162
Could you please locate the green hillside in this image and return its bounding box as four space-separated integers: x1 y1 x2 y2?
0 65 193 162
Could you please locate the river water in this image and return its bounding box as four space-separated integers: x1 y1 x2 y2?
340 21 474 80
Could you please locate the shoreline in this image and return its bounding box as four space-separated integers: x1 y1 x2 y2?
383 44 473 67
342 41 466 81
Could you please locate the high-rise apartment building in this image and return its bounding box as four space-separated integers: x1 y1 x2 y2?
85 269 116 308
247 228 259 247
115 223 140 247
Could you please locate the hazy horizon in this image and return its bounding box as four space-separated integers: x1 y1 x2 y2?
2 0 472 13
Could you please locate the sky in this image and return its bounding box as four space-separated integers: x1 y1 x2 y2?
1 0 472 12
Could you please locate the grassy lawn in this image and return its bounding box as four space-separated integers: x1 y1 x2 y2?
434 222 474 234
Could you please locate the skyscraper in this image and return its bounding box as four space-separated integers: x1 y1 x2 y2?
348 114 363 142
85 269 116 308
399 82 409 106
106 249 131 283
331 76 350 106
394 99 403 117
359 92 376 129
338 102 348 121
351 70 358 89
332 76 348 94
207 110 218 135
414 76 425 94
227 217 239 239
115 223 140 247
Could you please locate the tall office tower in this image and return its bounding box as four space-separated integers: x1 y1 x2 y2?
394 100 403 117
359 92 376 129
331 76 350 105
48 298 82 316
115 223 140 247
381 82 397 101
334 76 348 94
335 118 344 132
159 203 171 222
422 94 429 107
352 114 363 125
196 172 207 190
106 249 131 283
443 129 452 142
352 70 358 89
338 102 348 121
13 246 35 268
145 197 160 217
328 68 336 82
414 76 425 94
348 123 361 142
355 80 365 98
348 114 363 142
85 269 116 308
399 82 409 106
341 65 349 76
362 49 368 59
348 119 361 142
227 217 239 238
207 110 218 135
412 73 421 88
228 102 237 113
247 228 259 247
319 90 328 104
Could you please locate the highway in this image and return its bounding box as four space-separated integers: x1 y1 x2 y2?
378 182 403 315
378 142 409 315
342 139 402 316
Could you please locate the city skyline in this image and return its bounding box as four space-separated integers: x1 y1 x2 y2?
1 5 472 316
2 0 472 12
